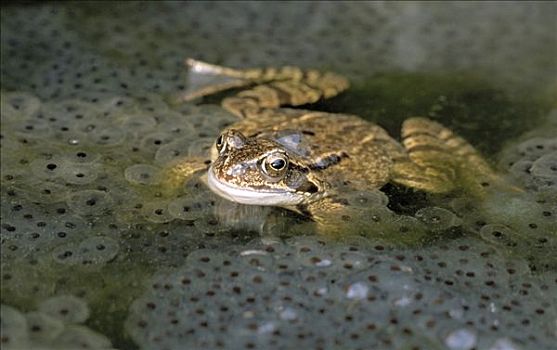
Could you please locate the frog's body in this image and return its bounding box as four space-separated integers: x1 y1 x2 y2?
208 111 402 205
173 59 502 235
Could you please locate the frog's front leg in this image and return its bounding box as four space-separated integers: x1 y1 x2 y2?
159 156 210 195
302 197 365 238
180 58 349 119
302 191 389 238
302 194 430 245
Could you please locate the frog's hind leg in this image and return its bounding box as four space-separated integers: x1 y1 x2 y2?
181 58 350 119
179 78 254 103
391 117 502 196
222 72 349 118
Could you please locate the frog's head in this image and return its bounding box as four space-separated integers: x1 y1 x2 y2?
207 129 327 206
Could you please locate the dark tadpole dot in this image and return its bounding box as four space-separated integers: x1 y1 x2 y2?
2 224 16 232
46 163 57 170
58 251 73 259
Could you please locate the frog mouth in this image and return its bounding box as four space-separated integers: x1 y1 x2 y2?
207 166 304 206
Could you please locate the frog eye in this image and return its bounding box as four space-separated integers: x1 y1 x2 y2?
215 134 225 153
216 130 246 154
261 152 289 179
270 158 286 171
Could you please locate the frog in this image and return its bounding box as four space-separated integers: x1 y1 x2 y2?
167 58 505 236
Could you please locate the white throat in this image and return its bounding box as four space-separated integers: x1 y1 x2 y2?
207 166 304 206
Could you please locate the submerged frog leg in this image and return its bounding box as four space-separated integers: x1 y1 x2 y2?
181 58 349 118
304 197 375 238
392 117 508 196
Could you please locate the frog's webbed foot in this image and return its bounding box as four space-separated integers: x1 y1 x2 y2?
391 117 518 197
180 58 349 119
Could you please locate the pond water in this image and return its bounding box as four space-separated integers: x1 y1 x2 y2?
1 2 556 350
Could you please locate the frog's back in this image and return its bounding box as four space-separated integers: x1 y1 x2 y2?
230 109 405 189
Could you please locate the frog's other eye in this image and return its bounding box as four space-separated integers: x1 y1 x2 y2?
217 129 246 154
215 134 225 153
261 152 289 180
